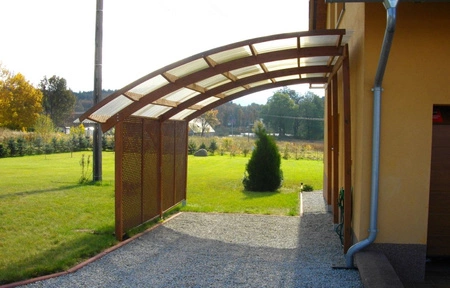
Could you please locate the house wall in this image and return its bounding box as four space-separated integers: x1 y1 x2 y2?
328 2 369 242
330 2 450 281
368 1 450 244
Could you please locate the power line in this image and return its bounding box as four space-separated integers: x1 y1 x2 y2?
260 114 324 121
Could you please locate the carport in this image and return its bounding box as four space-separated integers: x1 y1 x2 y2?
79 29 353 250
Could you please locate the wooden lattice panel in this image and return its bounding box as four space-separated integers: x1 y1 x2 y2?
115 117 188 240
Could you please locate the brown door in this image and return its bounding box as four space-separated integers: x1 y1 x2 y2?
427 123 450 257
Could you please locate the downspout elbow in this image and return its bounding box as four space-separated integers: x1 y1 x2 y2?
345 86 382 268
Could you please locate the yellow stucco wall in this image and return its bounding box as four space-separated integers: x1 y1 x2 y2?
333 2 450 245
340 3 370 243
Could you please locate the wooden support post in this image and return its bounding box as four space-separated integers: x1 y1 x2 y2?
140 119 145 223
158 121 163 218
172 122 177 207
183 122 189 202
326 86 333 206
332 74 339 224
343 45 353 253
114 121 123 241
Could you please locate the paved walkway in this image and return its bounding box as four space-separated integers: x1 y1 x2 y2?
17 191 362 288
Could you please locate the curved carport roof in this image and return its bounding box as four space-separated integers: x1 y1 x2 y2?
80 29 351 132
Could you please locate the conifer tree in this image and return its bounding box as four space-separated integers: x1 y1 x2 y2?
243 121 283 192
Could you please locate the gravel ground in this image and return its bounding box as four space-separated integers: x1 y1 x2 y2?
22 191 362 288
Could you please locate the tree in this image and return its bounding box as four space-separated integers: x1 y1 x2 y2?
243 121 283 192
296 91 324 140
34 114 55 134
198 109 220 137
262 89 298 137
0 66 43 130
39 75 76 127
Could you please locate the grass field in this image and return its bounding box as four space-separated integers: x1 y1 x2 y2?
0 152 116 283
0 151 323 284
185 156 323 215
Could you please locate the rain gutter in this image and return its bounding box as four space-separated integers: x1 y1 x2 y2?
345 0 398 267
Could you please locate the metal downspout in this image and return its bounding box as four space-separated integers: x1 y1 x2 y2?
345 0 398 268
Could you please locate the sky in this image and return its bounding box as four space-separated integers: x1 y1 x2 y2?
1 0 324 106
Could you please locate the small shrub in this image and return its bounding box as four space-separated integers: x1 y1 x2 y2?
188 140 197 155
44 143 54 154
17 136 25 156
78 135 90 150
0 143 7 157
34 136 44 154
222 138 232 153
24 144 34 156
79 154 92 184
301 184 314 192
7 138 17 156
229 143 238 157
199 142 207 150
102 134 115 151
51 137 59 153
59 138 68 153
283 144 290 160
208 139 218 155
70 134 78 152
294 144 300 160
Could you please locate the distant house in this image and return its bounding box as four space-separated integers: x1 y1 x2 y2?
71 112 96 137
188 118 215 136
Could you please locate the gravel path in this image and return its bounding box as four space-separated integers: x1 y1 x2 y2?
22 191 362 288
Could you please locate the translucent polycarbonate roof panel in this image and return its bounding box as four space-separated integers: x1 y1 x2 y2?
310 83 326 88
274 75 300 82
300 56 330 67
79 30 351 130
163 87 200 102
252 37 297 54
196 74 230 90
208 46 252 64
170 108 197 120
196 96 221 107
230 65 264 79
223 86 246 97
301 34 340 48
166 58 209 79
128 75 169 97
302 73 327 78
90 95 134 122
265 59 298 72
248 79 272 88
132 104 172 119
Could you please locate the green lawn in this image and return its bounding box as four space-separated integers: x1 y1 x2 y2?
185 155 323 215
0 152 116 283
0 151 323 284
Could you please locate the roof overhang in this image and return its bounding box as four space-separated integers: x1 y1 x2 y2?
79 29 352 132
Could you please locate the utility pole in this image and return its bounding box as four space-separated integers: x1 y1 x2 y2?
93 0 103 181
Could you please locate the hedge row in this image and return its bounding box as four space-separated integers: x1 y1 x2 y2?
0 133 115 158
187 136 324 160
